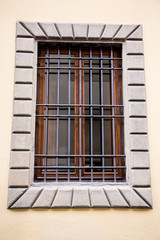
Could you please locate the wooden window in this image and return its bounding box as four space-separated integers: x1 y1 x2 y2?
34 43 125 182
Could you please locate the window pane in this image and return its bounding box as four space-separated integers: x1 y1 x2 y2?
93 118 101 154
59 119 68 154
104 119 113 154
92 69 100 104
59 70 68 104
47 119 57 154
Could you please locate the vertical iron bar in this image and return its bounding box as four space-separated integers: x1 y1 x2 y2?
90 47 93 181
56 46 60 181
100 47 105 182
79 46 82 182
68 47 71 181
111 46 116 182
44 47 49 182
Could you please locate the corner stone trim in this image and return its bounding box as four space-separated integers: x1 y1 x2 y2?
8 22 152 209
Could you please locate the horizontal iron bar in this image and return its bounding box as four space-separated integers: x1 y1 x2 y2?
36 104 124 107
38 57 122 60
35 154 125 157
36 114 124 118
34 166 126 169
37 67 122 70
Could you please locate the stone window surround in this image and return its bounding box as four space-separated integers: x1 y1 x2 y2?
8 21 152 209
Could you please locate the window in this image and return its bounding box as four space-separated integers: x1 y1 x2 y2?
8 22 152 209
34 43 125 182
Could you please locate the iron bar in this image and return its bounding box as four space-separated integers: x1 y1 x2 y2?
43 47 50 182
36 114 124 118
38 66 122 70
39 56 122 60
111 46 117 182
90 47 93 181
35 166 126 169
35 154 125 157
68 47 71 181
79 46 82 181
100 47 105 182
55 45 60 181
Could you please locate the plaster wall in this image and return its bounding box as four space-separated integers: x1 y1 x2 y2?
0 0 160 239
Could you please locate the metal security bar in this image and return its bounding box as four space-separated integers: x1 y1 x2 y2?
34 43 125 182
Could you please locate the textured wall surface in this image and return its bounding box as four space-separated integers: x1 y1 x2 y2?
0 0 160 239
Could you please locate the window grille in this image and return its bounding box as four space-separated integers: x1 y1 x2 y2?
34 43 125 182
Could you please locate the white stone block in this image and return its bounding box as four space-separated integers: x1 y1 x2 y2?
101 24 121 39
129 118 147 133
39 22 60 38
14 84 32 99
11 134 31 150
16 38 34 52
73 24 88 38
129 102 147 116
132 170 151 186
52 188 72 207
9 170 30 187
13 100 32 115
23 22 46 37
127 25 143 40
127 70 145 85
127 55 144 69
89 187 110 207
12 117 32 132
16 22 32 37
119 186 149 207
56 23 73 38
16 53 34 67
88 24 104 39
127 41 143 54
103 187 128 207
130 135 149 150
114 25 137 39
10 151 30 168
8 188 27 208
127 86 146 100
72 188 90 207
33 188 57 208
15 68 33 83
134 187 152 206
131 152 150 168
11 187 42 208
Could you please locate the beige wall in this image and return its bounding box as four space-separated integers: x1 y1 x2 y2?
0 0 160 239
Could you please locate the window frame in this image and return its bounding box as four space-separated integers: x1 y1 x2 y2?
8 22 152 209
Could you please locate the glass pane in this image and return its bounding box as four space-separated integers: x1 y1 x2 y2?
93 158 102 172
70 70 75 104
93 118 101 154
85 118 90 154
48 70 57 104
103 70 111 105
59 120 68 154
47 119 57 154
84 70 89 104
104 118 113 154
70 119 75 155
47 158 56 167
59 70 68 104
92 69 100 104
